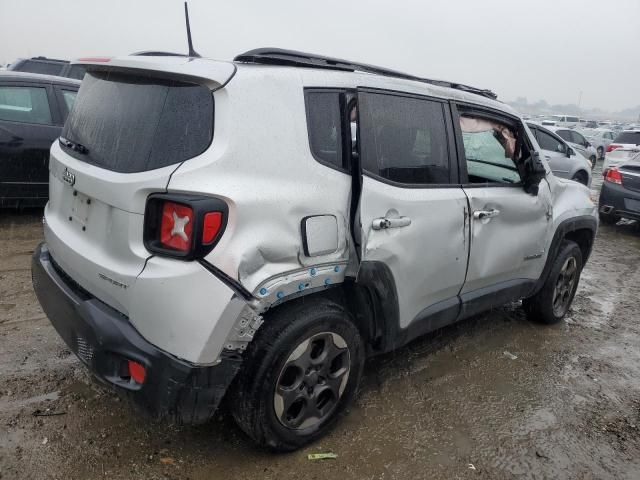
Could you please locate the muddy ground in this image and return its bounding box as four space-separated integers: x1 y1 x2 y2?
2 168 640 479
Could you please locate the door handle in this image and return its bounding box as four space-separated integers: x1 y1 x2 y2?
372 216 412 230
473 209 500 220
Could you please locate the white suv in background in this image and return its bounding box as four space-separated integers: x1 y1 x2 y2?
32 49 597 451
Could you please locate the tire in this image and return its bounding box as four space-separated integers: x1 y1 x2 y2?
572 170 589 186
523 240 583 324
599 211 619 225
229 297 365 451
597 146 604 160
589 155 597 170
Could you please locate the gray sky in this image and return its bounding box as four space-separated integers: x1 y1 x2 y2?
1 0 638 111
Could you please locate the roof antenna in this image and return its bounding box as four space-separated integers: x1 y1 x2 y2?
184 2 200 57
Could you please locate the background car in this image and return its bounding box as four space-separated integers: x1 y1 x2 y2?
0 71 80 207
599 155 640 224
8 56 87 80
602 146 640 172
606 129 640 154
527 122 592 185
581 128 616 160
545 126 597 166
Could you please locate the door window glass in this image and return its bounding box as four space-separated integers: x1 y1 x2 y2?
18 60 65 76
359 92 450 185
0 86 52 124
537 129 566 153
570 131 586 146
61 90 77 111
556 130 572 142
459 116 521 184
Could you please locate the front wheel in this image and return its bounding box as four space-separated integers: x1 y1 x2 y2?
229 297 364 451
572 170 589 186
523 240 583 324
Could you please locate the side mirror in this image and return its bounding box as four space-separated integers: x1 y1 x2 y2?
585 141 591 148
567 147 575 157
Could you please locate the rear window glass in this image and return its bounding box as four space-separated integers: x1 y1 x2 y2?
61 71 213 173
0 86 52 125
614 131 640 145
19 60 65 76
305 91 343 169
66 65 87 80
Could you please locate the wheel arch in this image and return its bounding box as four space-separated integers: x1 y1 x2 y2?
531 215 597 296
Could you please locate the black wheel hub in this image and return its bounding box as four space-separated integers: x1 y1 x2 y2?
553 256 578 317
274 332 350 430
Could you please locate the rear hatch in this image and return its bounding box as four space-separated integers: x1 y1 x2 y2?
45 55 234 315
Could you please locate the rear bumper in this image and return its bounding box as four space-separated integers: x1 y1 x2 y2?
31 242 242 424
599 181 640 221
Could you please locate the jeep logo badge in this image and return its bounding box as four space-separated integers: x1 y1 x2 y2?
62 168 75 187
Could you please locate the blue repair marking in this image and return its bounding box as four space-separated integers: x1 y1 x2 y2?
334 266 340 273
259 287 268 296
324 278 332 285
277 291 284 299
310 268 317 276
298 283 305 291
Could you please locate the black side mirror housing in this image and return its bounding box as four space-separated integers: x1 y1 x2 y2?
566 147 575 157
524 151 546 195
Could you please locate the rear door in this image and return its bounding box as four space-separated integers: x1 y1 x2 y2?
0 81 61 203
44 63 228 315
356 89 468 330
454 105 552 303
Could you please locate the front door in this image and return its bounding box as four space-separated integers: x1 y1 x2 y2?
356 90 468 329
0 82 60 203
455 107 552 298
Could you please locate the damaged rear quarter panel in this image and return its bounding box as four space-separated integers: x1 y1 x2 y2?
165 67 352 295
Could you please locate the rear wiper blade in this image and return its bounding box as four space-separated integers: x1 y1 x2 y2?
59 136 89 155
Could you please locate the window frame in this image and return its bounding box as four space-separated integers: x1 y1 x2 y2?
0 81 60 126
451 101 530 189
356 86 459 189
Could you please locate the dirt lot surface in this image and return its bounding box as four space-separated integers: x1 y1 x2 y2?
2 169 640 479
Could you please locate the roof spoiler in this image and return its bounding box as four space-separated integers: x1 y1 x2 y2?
234 48 498 100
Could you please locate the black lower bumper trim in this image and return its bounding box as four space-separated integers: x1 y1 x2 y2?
31 242 242 424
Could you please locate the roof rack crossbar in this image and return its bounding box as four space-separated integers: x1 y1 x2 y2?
234 48 497 100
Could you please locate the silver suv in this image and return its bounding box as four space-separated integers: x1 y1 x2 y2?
32 49 597 451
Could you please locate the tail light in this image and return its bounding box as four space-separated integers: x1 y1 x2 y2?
606 144 621 153
144 194 228 260
604 168 622 185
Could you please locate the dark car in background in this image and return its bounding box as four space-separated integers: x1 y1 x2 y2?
0 71 80 207
599 154 640 225
8 56 87 80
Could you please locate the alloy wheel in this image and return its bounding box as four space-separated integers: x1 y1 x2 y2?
274 332 350 430
552 256 578 317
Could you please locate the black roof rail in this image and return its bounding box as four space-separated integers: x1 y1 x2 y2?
131 51 190 57
234 48 497 100
31 56 69 63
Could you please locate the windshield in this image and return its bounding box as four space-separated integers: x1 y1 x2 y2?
61 70 214 173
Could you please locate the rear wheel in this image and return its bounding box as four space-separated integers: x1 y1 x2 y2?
589 155 597 170
524 240 583 324
572 170 589 186
229 297 364 451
